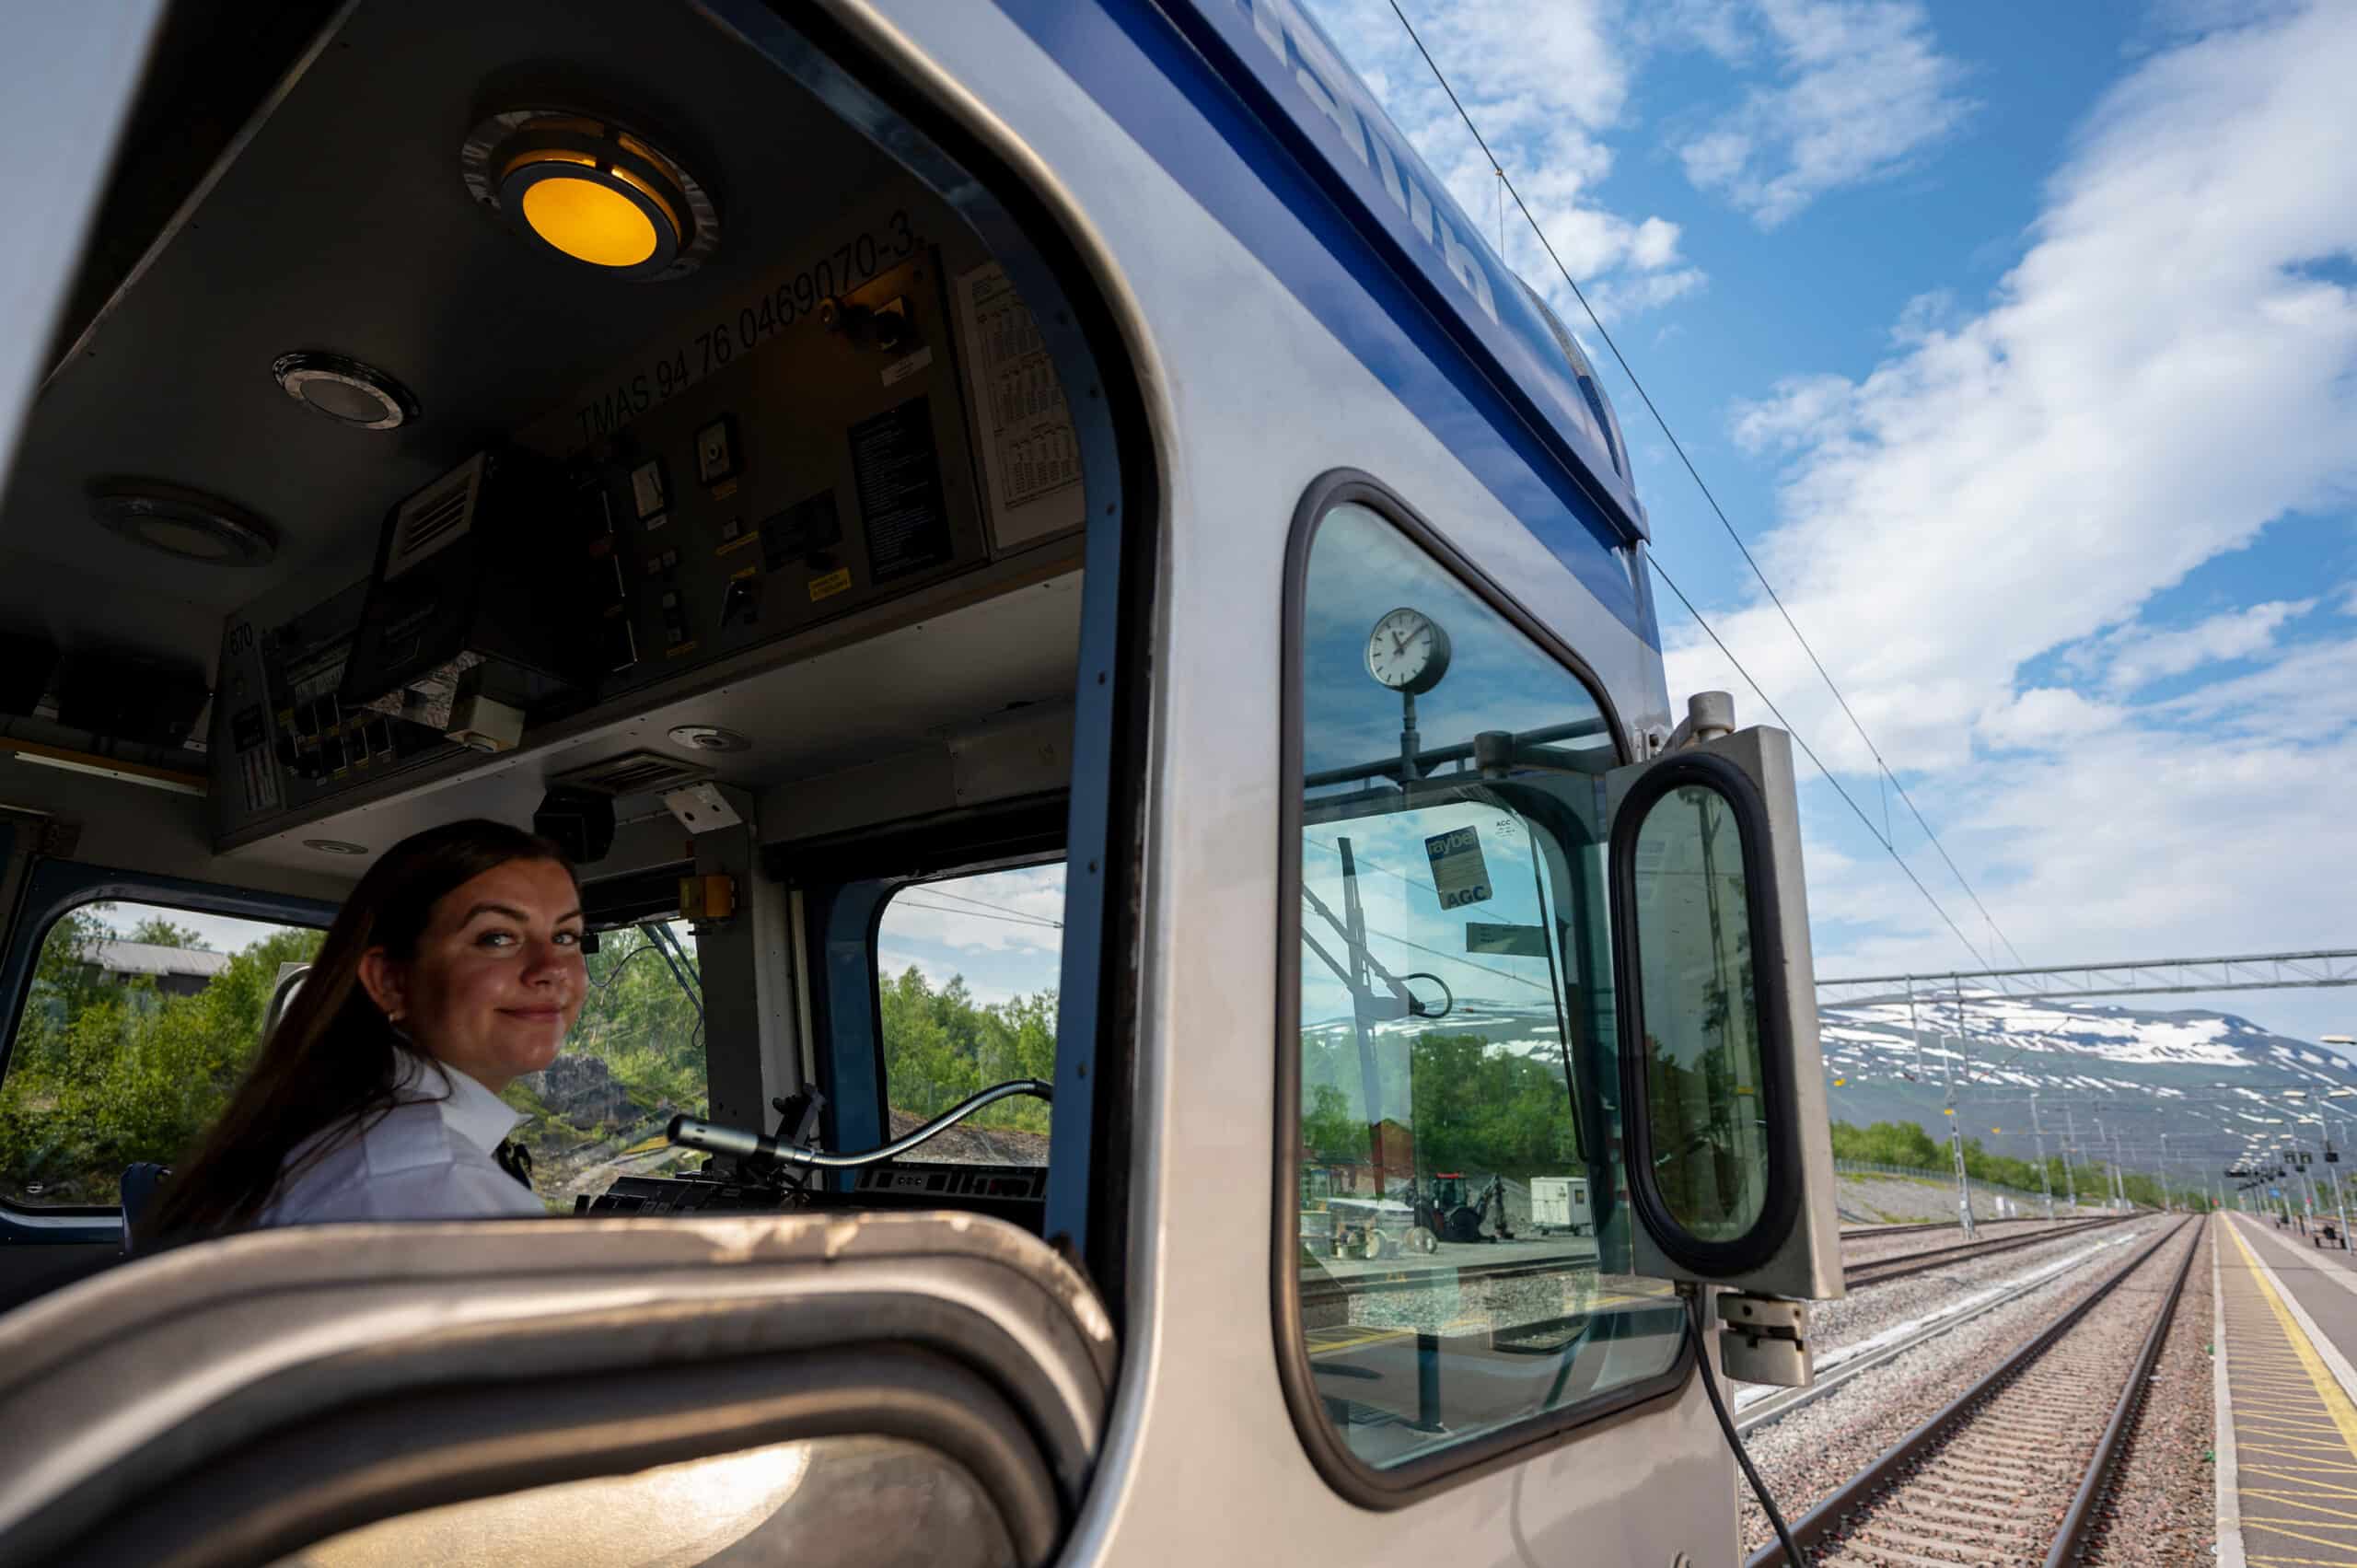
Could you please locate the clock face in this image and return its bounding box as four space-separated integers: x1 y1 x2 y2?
1365 608 1450 694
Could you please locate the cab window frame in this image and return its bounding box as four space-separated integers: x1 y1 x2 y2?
776 798 1067 1185
0 859 337 1220
1272 469 1693 1509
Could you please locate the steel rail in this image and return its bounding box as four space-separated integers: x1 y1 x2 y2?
1745 1215 2194 1568
2042 1214 2202 1566
1844 1214 2130 1286
1301 1215 2122 1307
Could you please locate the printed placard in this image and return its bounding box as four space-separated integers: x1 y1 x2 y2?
1423 827 1493 911
1465 922 1547 958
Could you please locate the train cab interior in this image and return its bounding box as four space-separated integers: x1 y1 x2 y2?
0 0 1146 1342
0 0 1145 1254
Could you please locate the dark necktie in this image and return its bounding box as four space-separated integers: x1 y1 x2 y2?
493 1138 534 1191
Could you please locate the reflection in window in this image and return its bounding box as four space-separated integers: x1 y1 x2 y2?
1631 783 1770 1243
1290 502 1683 1471
875 865 1062 1167
270 1434 1016 1568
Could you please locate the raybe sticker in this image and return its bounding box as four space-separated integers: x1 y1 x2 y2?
1423 826 1493 911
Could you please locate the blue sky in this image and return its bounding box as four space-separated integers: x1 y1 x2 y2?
1289 0 2357 1045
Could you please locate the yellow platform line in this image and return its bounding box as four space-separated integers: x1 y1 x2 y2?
2228 1225 2357 1458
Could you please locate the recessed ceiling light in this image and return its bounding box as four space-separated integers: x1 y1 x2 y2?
668 724 750 754
460 109 718 280
304 839 369 856
88 482 277 566
271 353 419 430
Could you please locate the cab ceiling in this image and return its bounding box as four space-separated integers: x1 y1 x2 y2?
0 0 904 680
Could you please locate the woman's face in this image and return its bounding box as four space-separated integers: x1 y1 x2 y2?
361 857 586 1092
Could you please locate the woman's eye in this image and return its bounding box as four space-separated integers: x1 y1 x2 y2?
555 931 581 947
478 930 517 948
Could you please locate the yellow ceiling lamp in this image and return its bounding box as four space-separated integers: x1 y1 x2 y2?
460 110 719 281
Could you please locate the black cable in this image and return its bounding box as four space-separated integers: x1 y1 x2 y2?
1688 1289 1807 1565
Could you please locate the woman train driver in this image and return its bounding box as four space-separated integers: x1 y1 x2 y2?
142 819 586 1241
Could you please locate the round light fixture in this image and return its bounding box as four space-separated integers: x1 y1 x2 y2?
460 110 718 281
668 724 750 754
88 482 277 566
303 839 370 856
271 352 419 430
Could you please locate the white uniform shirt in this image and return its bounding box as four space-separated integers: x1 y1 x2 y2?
257 1054 546 1225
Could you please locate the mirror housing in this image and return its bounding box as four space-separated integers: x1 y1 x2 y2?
1606 726 1843 1302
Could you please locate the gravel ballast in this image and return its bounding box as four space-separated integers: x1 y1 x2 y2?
2084 1222 2217 1566
1738 1216 2175 1556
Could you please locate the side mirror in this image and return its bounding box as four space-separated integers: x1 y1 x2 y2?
1606 726 1842 1305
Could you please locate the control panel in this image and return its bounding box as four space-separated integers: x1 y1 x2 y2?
575 1173 795 1216
538 249 993 693
575 1162 1047 1230
209 188 1085 849
209 576 470 833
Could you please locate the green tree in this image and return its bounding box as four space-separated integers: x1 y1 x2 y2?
877 966 1056 1135
0 920 324 1204
126 916 203 949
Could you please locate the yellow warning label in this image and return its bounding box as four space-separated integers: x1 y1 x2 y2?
730 564 758 582
714 532 761 558
711 479 738 502
809 567 853 601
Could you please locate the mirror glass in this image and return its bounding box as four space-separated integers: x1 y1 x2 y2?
1631 782 1771 1242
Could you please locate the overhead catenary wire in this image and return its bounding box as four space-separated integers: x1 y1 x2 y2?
894 897 1063 932
903 885 1063 929
1377 0 2023 983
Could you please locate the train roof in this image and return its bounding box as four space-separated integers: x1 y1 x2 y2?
1156 0 1645 543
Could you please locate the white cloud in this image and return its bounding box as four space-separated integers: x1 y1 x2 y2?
2073 598 2316 693
1308 0 1703 316
877 865 1065 958
1974 687 2123 752
1670 0 1976 226
1658 1 2357 1028
1675 0 2357 772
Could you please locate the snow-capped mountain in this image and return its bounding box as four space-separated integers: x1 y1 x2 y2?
1304 991 2357 1189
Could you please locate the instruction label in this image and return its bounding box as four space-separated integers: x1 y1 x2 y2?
1424 827 1493 911
851 398 953 584
952 261 1085 552
1465 922 1546 958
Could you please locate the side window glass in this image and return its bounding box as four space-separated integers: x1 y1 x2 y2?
1288 500 1686 1476
517 920 709 1211
0 901 323 1206
1627 782 1771 1242
874 865 1062 1167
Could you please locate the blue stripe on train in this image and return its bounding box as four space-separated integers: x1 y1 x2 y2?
988 0 1658 646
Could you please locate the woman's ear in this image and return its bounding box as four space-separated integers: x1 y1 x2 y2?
356 947 409 1024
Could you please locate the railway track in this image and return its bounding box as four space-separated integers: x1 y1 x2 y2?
1838 1220 1961 1240
1303 1214 2131 1306
1841 1214 2130 1288
1747 1214 2199 1568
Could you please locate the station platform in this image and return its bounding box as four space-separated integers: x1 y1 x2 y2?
2216 1211 2357 1565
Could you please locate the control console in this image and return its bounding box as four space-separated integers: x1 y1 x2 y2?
576 1161 1047 1231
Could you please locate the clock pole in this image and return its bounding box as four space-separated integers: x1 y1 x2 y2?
1398 690 1421 785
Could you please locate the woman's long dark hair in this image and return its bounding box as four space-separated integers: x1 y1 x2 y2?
143 819 575 1242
